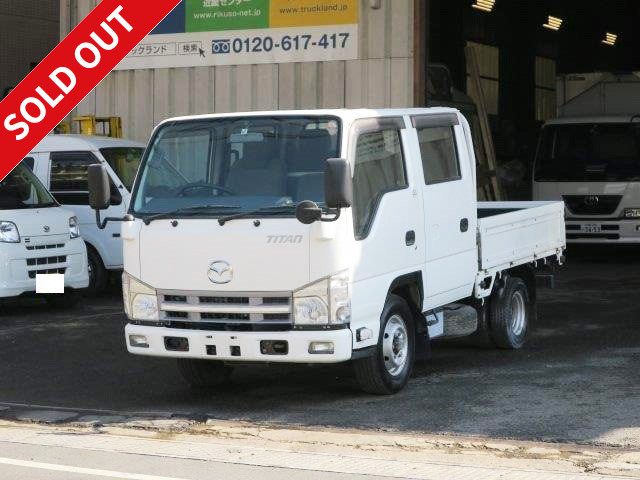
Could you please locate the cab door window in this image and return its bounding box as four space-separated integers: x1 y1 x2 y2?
50 152 122 206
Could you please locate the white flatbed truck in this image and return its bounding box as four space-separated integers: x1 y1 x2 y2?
88 108 565 394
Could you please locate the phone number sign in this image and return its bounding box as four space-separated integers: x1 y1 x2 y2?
116 0 358 69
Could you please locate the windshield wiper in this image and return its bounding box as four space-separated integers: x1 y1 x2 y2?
218 205 298 225
142 204 241 225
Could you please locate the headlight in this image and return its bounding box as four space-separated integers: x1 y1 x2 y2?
0 221 20 243
122 272 158 321
624 208 640 219
69 216 80 239
293 270 351 326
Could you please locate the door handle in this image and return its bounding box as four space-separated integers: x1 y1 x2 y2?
460 218 469 232
405 230 416 246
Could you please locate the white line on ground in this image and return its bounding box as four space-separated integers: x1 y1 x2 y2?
0 457 190 480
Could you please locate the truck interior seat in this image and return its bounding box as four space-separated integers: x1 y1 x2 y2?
226 139 286 196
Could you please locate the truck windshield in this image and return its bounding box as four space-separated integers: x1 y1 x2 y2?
100 147 145 191
0 163 57 210
131 116 340 216
535 123 640 182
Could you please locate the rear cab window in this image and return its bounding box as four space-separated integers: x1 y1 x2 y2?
411 114 462 185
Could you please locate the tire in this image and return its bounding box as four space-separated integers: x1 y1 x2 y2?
353 294 415 395
86 246 107 296
488 276 530 349
44 290 80 309
176 359 233 389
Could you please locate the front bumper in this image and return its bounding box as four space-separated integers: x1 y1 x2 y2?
0 235 88 298
125 323 353 363
566 219 640 244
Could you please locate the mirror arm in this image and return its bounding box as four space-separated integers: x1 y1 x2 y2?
95 210 133 230
320 208 341 223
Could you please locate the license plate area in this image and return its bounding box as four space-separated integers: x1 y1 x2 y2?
581 224 601 234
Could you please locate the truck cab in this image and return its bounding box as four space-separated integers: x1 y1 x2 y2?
0 162 89 303
89 108 565 394
533 116 640 243
28 135 145 292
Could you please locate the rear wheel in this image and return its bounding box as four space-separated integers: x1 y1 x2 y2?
353 295 415 395
489 276 530 349
177 359 233 389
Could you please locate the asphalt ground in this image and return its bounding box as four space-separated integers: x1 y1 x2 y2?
1 246 639 447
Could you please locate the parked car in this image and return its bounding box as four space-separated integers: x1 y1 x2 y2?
89 108 566 394
0 161 88 306
27 135 145 293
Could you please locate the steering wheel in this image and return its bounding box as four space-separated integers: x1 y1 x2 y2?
176 183 234 197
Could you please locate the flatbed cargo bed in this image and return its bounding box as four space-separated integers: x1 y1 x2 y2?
477 201 565 273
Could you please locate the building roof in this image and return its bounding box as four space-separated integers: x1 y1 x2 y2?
30 134 146 153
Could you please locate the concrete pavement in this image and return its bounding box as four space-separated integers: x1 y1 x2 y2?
0 421 639 480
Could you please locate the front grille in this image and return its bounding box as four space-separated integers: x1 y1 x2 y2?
200 312 250 320
158 291 293 331
563 195 622 216
26 255 66 266
26 252 68 279
28 267 67 279
26 243 65 251
199 296 249 304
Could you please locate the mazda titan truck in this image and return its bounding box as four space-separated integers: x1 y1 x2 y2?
88 108 565 394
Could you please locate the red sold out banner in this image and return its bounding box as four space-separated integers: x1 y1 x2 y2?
0 0 181 182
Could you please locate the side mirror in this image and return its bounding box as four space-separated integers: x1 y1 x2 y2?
88 164 111 211
325 158 352 209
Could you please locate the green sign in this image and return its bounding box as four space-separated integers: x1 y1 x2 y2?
186 0 269 32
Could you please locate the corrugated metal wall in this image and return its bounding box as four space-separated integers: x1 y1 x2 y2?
61 0 415 143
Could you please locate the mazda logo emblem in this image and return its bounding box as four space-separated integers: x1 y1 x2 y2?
43 225 50 233
207 261 233 284
584 195 599 206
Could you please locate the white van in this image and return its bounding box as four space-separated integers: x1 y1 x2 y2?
28 135 145 292
0 162 88 305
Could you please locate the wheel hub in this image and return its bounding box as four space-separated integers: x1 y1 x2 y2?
510 290 526 336
382 315 409 376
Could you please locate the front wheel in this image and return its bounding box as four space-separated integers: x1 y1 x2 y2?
353 295 415 395
177 359 233 389
86 247 107 296
488 276 530 349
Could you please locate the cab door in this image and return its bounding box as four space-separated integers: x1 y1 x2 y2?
46 151 126 268
411 113 478 309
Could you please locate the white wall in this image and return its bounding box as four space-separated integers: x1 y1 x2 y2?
62 0 415 143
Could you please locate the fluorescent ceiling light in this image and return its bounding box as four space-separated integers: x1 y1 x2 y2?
472 0 495 13
543 16 563 31
602 32 618 46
